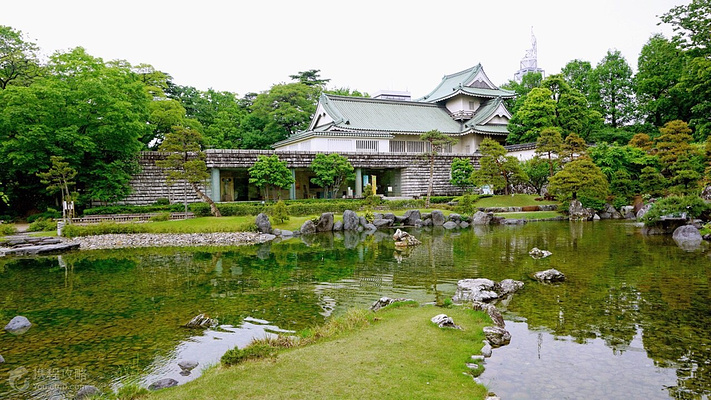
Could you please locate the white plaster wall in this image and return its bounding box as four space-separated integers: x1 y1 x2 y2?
508 148 537 161
488 116 508 124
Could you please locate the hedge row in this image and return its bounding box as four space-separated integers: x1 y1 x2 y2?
190 200 367 217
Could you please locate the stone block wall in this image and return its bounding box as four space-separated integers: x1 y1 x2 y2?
117 150 481 205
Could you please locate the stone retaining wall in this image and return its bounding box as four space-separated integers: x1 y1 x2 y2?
118 150 482 205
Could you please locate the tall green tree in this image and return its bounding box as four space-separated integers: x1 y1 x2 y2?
472 138 527 195
634 34 687 127
561 59 593 98
420 130 457 207
543 74 602 138
289 69 330 87
501 72 543 113
655 120 696 174
561 133 588 161
506 87 556 143
590 50 636 128
324 87 369 97
677 57 711 141
156 126 221 217
310 153 355 199
248 154 294 201
249 82 320 147
0 25 40 89
0 47 151 210
548 158 609 201
660 0 711 55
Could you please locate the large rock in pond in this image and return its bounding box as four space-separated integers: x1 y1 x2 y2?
300 219 317 235
343 210 359 231
332 221 343 231
529 247 552 259
452 278 524 303
4 316 32 335
184 314 218 329
316 213 334 232
393 229 421 247
431 210 445 226
568 199 594 221
673 225 703 251
402 210 421 226
534 269 566 283
255 213 271 234
149 378 178 391
471 211 492 225
483 326 511 347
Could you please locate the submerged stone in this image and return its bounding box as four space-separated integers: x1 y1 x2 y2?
4 316 31 335
149 378 178 390
534 269 566 283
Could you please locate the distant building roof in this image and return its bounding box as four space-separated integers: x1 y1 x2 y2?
419 64 515 103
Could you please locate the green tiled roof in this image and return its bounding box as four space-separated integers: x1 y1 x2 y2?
319 94 464 134
419 65 515 102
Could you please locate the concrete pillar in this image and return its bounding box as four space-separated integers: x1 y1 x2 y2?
289 169 296 200
355 168 363 198
210 168 221 202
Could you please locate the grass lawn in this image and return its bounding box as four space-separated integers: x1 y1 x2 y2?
151 305 489 400
494 211 562 220
474 194 558 208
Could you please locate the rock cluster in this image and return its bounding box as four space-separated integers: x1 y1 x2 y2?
179 360 199 376
0 236 79 257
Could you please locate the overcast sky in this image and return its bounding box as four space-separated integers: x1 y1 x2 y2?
3 0 683 98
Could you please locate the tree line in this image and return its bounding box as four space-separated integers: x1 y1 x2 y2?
0 23 365 215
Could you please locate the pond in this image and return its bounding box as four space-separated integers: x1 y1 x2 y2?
0 222 709 399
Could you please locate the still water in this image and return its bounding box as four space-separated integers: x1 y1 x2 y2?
0 222 709 399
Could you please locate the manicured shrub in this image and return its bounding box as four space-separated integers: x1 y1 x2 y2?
149 212 171 222
62 222 149 237
0 224 17 236
83 204 184 216
153 198 170 206
27 208 61 223
270 200 289 224
221 343 276 366
642 195 711 225
28 218 58 232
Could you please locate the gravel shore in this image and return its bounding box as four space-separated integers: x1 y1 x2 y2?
68 232 271 250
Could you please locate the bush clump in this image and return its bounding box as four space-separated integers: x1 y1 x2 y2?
642 195 711 226
28 218 58 232
62 222 149 237
27 208 62 223
221 343 276 366
149 212 171 222
0 223 17 236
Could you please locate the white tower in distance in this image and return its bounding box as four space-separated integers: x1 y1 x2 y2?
514 27 545 83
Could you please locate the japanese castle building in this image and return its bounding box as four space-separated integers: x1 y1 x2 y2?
273 64 515 155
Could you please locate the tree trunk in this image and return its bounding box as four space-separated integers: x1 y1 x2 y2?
426 155 434 208
191 182 222 217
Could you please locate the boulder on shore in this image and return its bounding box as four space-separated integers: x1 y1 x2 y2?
255 213 271 234
342 210 359 230
431 314 462 329
483 326 511 347
300 220 316 235
369 296 413 312
315 213 334 232
431 210 445 226
568 199 594 221
471 211 492 225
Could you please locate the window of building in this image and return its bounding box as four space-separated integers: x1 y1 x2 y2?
356 140 379 152
389 140 406 153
